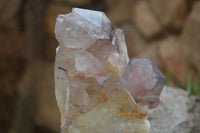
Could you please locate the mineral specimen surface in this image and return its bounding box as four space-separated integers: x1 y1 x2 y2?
54 8 166 133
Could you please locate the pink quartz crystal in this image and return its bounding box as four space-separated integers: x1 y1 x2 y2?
121 58 166 108
54 8 166 133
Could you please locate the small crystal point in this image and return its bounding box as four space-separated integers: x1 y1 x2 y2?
55 8 112 49
54 8 165 133
121 57 166 108
72 8 110 28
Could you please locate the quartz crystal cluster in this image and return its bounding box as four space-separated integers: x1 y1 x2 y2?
54 8 166 133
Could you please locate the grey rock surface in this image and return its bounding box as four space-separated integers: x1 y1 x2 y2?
149 86 200 133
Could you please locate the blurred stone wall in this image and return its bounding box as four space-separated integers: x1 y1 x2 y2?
0 0 200 133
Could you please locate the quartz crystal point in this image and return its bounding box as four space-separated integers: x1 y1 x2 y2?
121 58 166 109
54 8 166 133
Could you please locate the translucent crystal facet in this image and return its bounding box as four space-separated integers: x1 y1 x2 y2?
55 8 112 49
121 58 166 108
54 8 166 133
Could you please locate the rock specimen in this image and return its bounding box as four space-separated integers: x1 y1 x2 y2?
54 8 166 133
149 0 187 29
149 86 200 133
134 0 162 38
182 1 200 72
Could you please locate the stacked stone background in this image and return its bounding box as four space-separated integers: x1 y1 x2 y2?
0 0 200 133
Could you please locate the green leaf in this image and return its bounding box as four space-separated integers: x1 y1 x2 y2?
187 75 192 94
165 70 172 86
